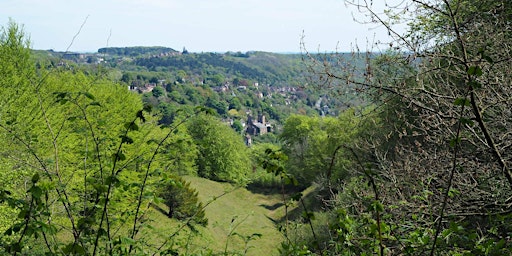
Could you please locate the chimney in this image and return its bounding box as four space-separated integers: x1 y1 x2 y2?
259 114 265 124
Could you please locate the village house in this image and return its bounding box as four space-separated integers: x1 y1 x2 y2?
245 114 271 136
129 83 157 93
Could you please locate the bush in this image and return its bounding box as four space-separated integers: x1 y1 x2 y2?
161 175 207 227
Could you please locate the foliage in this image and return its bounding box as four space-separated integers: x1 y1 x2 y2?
160 175 207 226
205 97 228 115
292 0 512 254
279 110 362 187
0 22 213 255
247 143 283 189
7 0 512 253
159 121 199 176
132 51 302 84
98 46 178 57
231 119 244 133
152 86 165 97
187 114 252 184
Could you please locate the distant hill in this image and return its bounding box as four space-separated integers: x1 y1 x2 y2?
133 51 305 86
98 46 178 57
30 47 368 125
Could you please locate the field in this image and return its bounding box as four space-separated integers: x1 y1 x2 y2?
146 176 290 255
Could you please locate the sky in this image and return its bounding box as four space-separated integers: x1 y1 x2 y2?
0 0 404 53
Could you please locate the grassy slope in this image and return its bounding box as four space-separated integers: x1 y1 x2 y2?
146 176 287 255
187 176 285 255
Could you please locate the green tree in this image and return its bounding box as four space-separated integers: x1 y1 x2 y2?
160 118 198 176
176 69 187 83
187 114 251 184
280 111 360 187
152 86 165 97
231 120 243 133
157 101 177 125
168 90 185 103
149 76 159 84
228 97 242 111
207 74 225 86
160 175 207 226
205 97 227 115
184 86 205 105
0 20 35 237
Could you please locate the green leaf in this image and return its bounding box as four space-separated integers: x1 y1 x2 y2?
25 226 35 237
93 184 107 193
106 175 120 186
62 243 86 254
81 91 95 100
302 211 315 220
289 176 299 186
482 55 494 64
8 243 22 253
120 135 134 144
467 66 483 77
146 139 159 145
29 186 43 198
40 222 57 235
143 104 152 113
112 151 126 161
370 201 384 212
121 237 136 245
54 92 69 100
4 227 13 236
136 110 146 122
453 98 470 106
291 192 303 201
479 49 494 64
251 233 263 238
18 209 28 219
460 117 474 126
31 173 40 183
124 122 139 131
449 137 462 148
87 101 101 107
12 223 23 232
448 188 460 198
283 176 293 185
469 80 482 89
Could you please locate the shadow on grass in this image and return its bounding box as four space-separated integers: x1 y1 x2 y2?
279 186 324 222
246 182 305 195
151 203 169 217
259 202 285 211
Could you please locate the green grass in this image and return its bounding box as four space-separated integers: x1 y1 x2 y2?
186 176 285 255
146 176 288 255
2 175 313 255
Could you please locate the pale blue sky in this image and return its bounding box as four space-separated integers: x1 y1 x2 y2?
1 0 403 53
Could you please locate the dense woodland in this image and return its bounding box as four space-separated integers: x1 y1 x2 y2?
1 0 512 255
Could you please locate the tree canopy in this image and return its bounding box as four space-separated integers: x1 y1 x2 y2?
187 113 252 184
